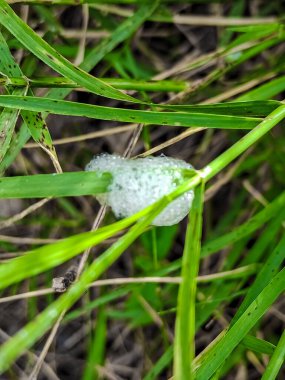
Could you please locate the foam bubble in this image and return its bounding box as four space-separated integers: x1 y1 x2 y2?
86 154 194 226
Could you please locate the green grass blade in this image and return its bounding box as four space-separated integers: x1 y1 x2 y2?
0 95 21 161
1 76 187 93
241 335 276 356
0 195 170 374
0 171 112 198
195 268 285 379
0 32 26 161
0 185 186 290
0 220 125 290
199 105 285 180
0 121 30 174
201 191 285 257
174 182 204 379
64 288 129 322
80 0 159 69
0 32 59 164
237 75 285 101
261 330 285 380
0 95 263 129
83 308 107 380
164 100 281 117
143 346 173 380
232 234 285 324
0 0 139 103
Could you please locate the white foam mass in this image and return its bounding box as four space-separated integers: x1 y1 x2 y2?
85 154 194 226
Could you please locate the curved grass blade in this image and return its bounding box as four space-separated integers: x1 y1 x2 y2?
0 0 139 103
0 95 262 129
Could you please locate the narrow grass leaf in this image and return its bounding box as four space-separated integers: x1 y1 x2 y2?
194 268 285 379
241 335 276 356
0 94 22 161
0 122 30 175
174 182 204 379
143 346 173 380
1 76 187 93
0 33 26 161
0 95 263 129
261 330 285 380
232 234 285 323
0 171 112 198
201 191 285 257
80 0 159 69
83 308 107 380
237 75 285 101
64 288 129 322
164 100 281 117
